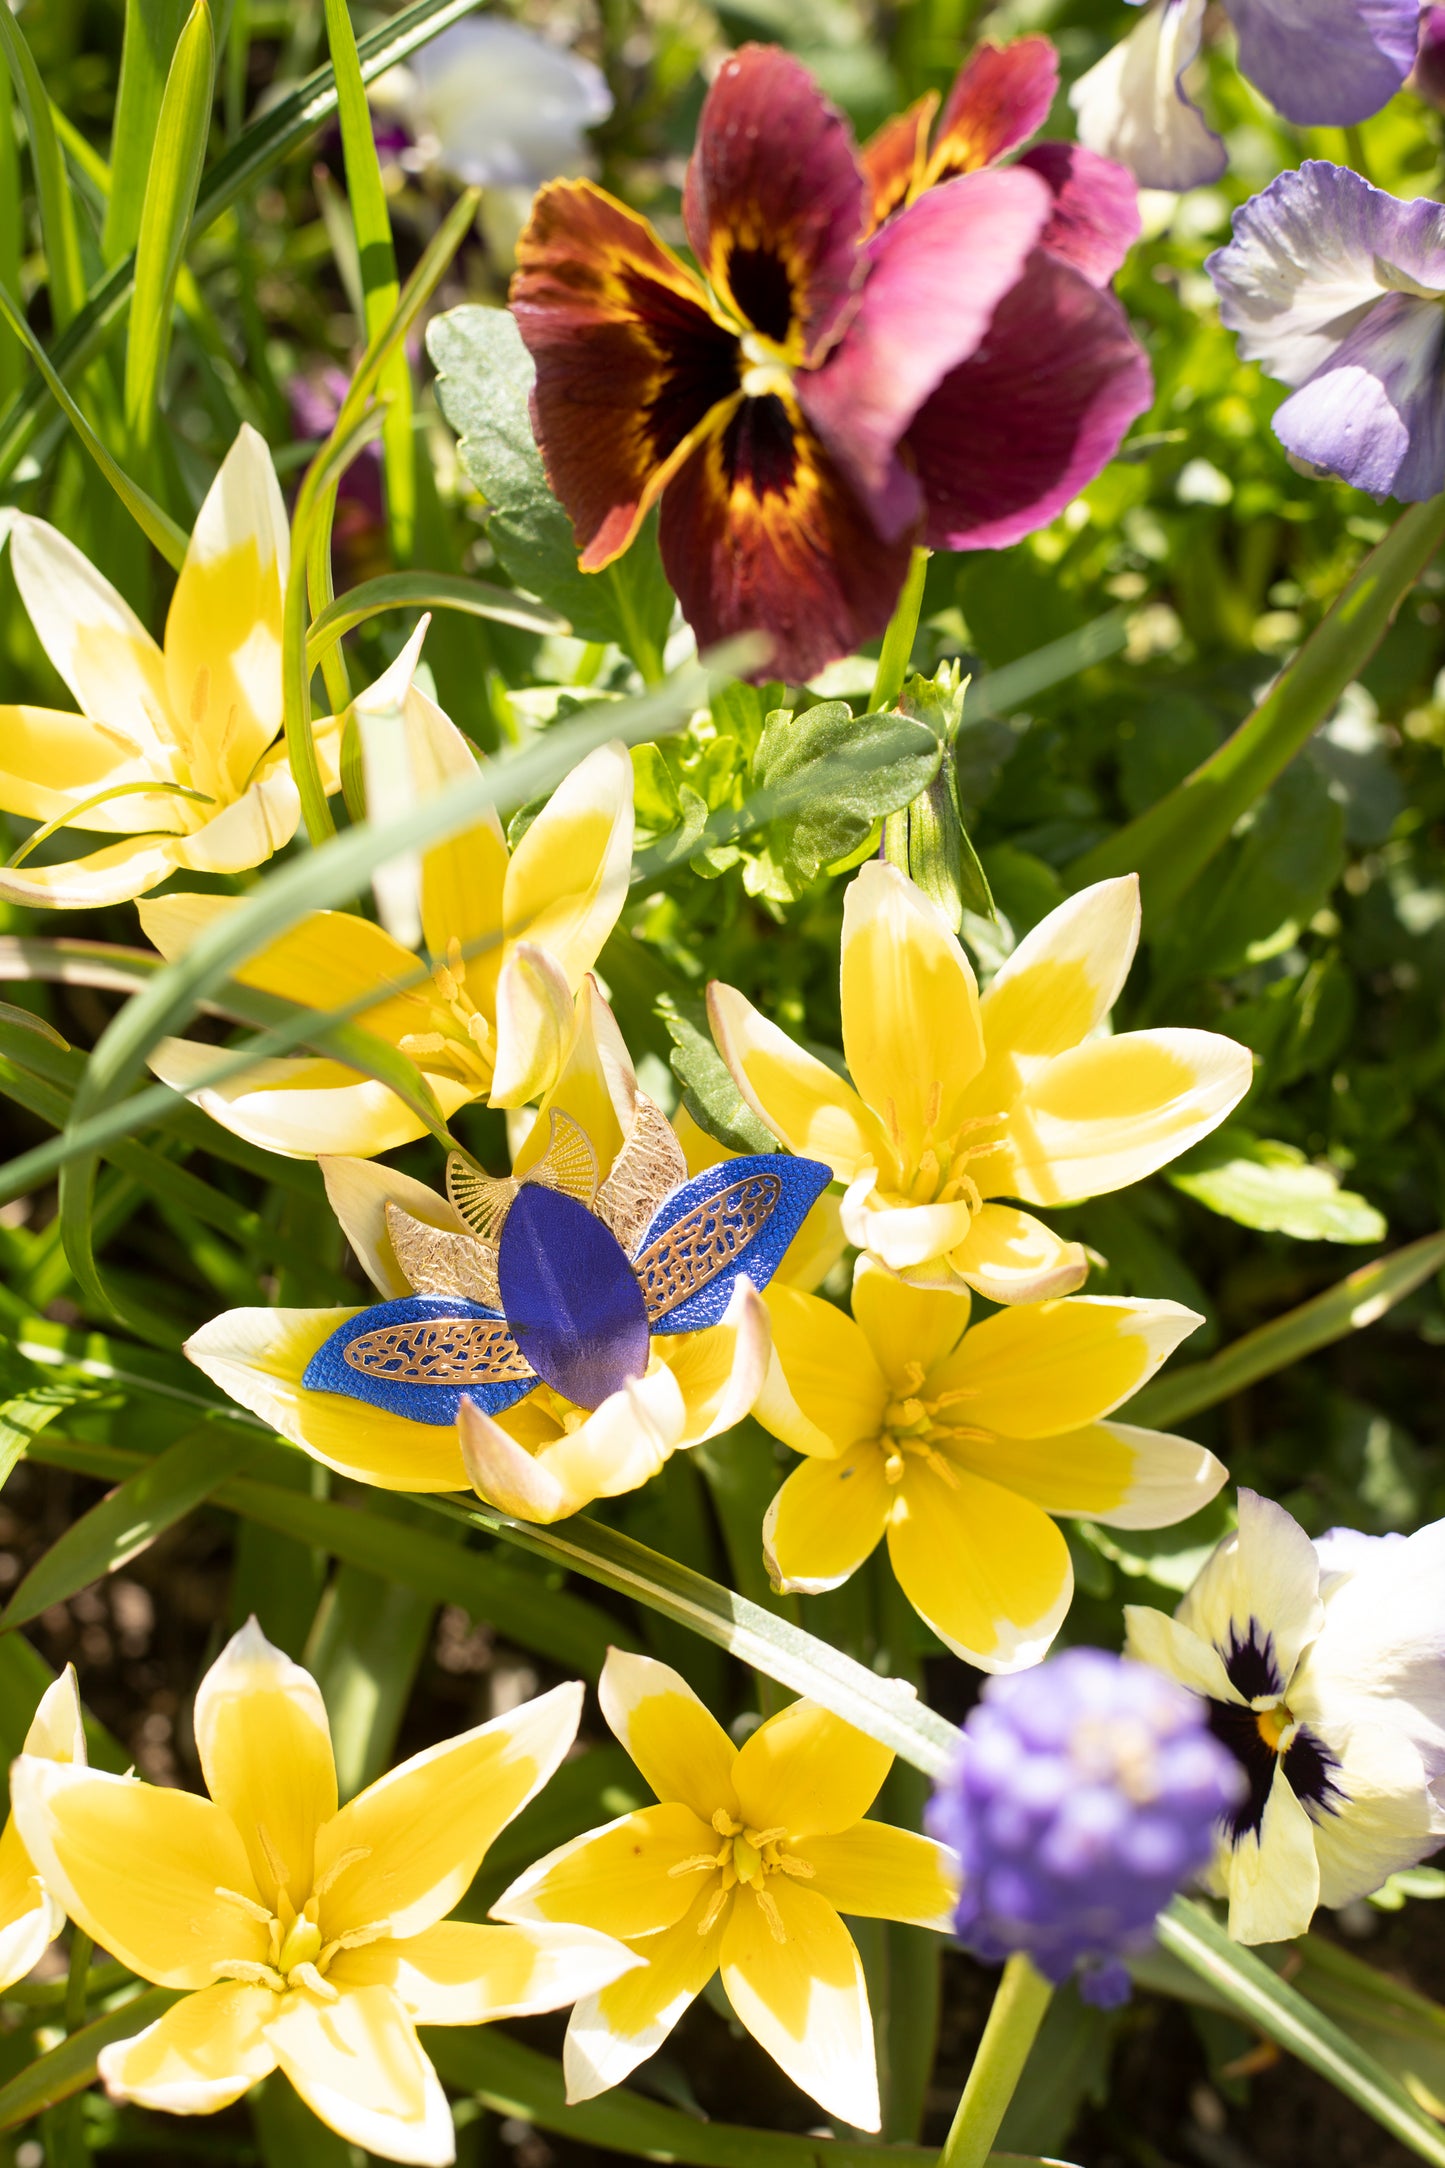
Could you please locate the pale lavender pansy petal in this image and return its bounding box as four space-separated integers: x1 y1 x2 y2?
1272 291 1445 499
905 249 1154 552
1227 0 1419 127
798 166 1053 542
1069 0 1225 195
1016 142 1141 288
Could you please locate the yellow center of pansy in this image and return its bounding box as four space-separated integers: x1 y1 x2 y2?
397 936 496 1090
212 1845 386 2003
737 331 794 403
668 1805 815 1944
1255 1702 1294 1754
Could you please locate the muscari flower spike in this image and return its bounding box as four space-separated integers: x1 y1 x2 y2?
511 38 1151 683
926 1646 1244 2006
11 1623 632 2166
492 1648 958 2131
711 862 1252 1300
186 984 828 1521
0 428 348 909
139 625 635 1154
1127 1489 1445 1945
1070 0 1420 193
1206 162 1445 506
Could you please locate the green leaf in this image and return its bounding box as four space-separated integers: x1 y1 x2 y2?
753 701 943 890
306 570 568 667
0 5 84 328
0 1987 180 2133
1157 761 1344 982
1158 1899 1445 2168
1 1421 256 1629
1295 1935 1445 2122
427 304 674 672
1168 1126 1386 1244
307 1562 435 1799
123 0 215 452
1070 497 1445 912
252 2073 361 2166
1127 1230 1445 1429
105 0 190 263
658 991 778 1154
0 63 20 405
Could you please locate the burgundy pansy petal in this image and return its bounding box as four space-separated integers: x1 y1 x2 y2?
799 167 1053 541
512 180 740 568
908 248 1153 552
860 93 938 230
1017 142 1141 287
683 44 868 362
657 394 916 685
927 36 1059 183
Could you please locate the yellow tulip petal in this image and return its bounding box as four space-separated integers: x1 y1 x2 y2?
708 981 890 1183
490 1803 717 1939
513 976 635 1181
502 739 634 984
1225 1763 1320 1946
926 1295 1201 1439
184 1306 471 1490
193 1620 337 1914
8 514 174 765
886 1462 1073 1672
98 1982 276 2114
999 1028 1254 1206
164 425 287 798
171 769 301 877
734 1698 891 1838
0 706 179 829
265 1983 453 2166
319 1155 468 1299
461 1365 684 1524
973 875 1139 1083
564 1890 726 2104
315 1682 583 1943
396 680 507 992
658 1283 771 1448
777 1190 847 1293
799 1821 957 1930
762 1447 890 1596
490 942 578 1109
142 893 425 1039
10 1761 267 1989
839 1178 977 1277
952 1419 1225 1530
720 1879 879 2131
946 1203 1088 1306
850 1253 970 1389
597 1647 738 1820
24 1666 85 1764
148 1041 463 1161
1122 1605 1237 1702
330 1919 637 2024
0 832 184 909
673 1103 730 1176
754 1285 887 1461
0 1817 61 1992
840 861 984 1168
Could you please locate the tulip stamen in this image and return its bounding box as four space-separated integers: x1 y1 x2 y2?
312 1846 371 1899
214 1958 287 1991
254 1821 290 1893
289 1960 339 2003
754 1885 788 1944
214 1885 274 1925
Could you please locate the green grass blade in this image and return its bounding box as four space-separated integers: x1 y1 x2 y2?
0 65 19 405
1069 498 1445 911
0 6 84 328
0 1988 180 2133
0 280 188 566
1128 1230 1445 1429
307 1562 435 1797
124 0 216 454
306 571 569 665
1 1421 256 1628
105 0 190 263
1158 1899 1445 2167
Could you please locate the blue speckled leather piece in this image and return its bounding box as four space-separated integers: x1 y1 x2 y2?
303 1296 537 1424
633 1154 832 1334
498 1184 651 1410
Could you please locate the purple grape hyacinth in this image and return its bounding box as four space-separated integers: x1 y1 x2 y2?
927 1648 1244 2007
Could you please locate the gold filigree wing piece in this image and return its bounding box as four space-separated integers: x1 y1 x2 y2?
594 1091 690 1257
386 1202 501 1308
343 1313 532 1384
632 1169 783 1323
446 1154 518 1244
526 1107 599 1205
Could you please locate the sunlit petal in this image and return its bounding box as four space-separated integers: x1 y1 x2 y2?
490 942 579 1109
1176 1487 1324 1690
563 1892 726 2103
734 1698 892 1837
265 1983 454 2167
1307 1721 1442 1910
491 1802 716 1939
800 1821 957 1929
1122 1604 1236 1702
319 1155 468 1299
887 1461 1073 1672
660 1281 771 1446
329 1918 637 2024
502 740 634 986
972 876 1139 1087
193 1620 337 1914
0 705 177 828
708 981 891 1182
98 1983 276 2115
512 975 635 1179
762 1444 890 1595
720 1880 879 2131
850 1252 970 1388
754 1284 888 1459
839 1178 977 1276
1224 1762 1320 1945
461 1365 684 1523
926 1295 1201 1439
7 514 174 765
952 1418 1225 1530
946 1202 1088 1304
148 1042 464 1161
0 832 183 910
598 1648 739 1819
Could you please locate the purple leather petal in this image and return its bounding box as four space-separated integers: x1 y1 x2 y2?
498 1184 651 1410
1228 0 1419 125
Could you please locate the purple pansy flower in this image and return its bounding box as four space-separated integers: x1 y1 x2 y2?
1207 162 1445 501
1411 5 1445 108
926 1647 1243 2007
1072 0 1420 191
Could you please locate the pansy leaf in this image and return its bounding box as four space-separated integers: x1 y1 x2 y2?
1167 1125 1385 1244
753 700 943 891
657 991 777 1156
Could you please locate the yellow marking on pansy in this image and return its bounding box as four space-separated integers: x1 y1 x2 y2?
1256 1703 1292 1753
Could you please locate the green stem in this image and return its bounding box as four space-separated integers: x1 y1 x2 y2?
937 1953 1052 2168
63 1931 93 2034
871 545 930 712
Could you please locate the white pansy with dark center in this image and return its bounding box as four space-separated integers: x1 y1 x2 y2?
1125 1489 1445 1944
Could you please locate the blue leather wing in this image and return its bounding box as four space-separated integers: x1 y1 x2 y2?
303 1296 537 1424
631 1154 832 1334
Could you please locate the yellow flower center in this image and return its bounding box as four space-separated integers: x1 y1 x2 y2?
876 1367 991 1491
210 1840 387 2003
667 1806 815 1944
737 331 793 402
881 1096 1008 1215
397 936 496 1090
1255 1701 1293 1754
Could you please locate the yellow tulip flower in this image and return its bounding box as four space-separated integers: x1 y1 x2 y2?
710 863 1253 1301
0 1665 84 1992
757 1259 1224 1672
184 984 770 1515
11 1622 633 2166
0 428 341 909
493 1648 958 2131
138 642 635 1157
